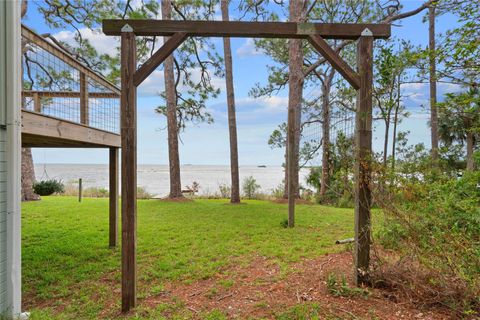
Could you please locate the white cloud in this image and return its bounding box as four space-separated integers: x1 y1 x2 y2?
137 70 166 97
236 38 264 57
237 96 288 113
53 28 119 56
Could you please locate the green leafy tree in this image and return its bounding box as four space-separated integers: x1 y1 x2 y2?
438 88 480 171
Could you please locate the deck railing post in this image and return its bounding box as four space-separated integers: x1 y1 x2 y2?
354 30 373 286
33 92 41 112
80 72 89 125
120 24 137 312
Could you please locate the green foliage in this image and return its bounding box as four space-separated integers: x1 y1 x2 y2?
326 273 369 298
280 218 289 229
33 179 65 196
137 186 153 199
376 171 480 312
242 176 260 199
83 187 109 198
218 183 231 199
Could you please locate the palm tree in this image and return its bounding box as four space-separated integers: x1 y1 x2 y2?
438 88 479 171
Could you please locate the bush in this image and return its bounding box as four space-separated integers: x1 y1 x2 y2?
33 179 65 196
137 186 153 199
271 183 285 199
326 273 369 298
242 176 260 199
218 183 231 198
374 170 480 315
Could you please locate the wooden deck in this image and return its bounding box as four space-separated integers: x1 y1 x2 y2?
21 110 121 148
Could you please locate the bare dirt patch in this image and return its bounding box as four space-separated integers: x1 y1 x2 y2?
142 252 452 319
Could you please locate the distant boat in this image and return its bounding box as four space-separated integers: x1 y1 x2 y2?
257 165 267 168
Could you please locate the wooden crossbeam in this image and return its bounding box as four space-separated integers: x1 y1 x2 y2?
133 32 187 87
308 35 360 90
103 20 391 40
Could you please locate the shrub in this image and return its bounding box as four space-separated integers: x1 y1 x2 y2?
271 183 285 199
374 170 480 315
84 187 109 198
242 176 260 199
280 218 289 228
137 186 153 199
218 183 231 198
326 273 369 298
33 179 65 196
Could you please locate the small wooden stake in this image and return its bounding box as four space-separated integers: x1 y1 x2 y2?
109 147 119 247
354 33 373 286
120 27 137 313
78 178 82 202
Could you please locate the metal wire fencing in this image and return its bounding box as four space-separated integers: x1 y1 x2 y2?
21 26 120 134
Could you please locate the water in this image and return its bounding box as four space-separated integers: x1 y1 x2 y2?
35 164 310 197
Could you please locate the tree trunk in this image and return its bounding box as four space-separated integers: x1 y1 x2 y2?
283 149 288 199
429 5 439 160
289 1 306 197
21 148 39 201
391 74 401 171
383 121 390 166
466 131 475 171
391 106 399 171
319 69 335 200
162 0 183 198
286 0 305 226
221 0 240 203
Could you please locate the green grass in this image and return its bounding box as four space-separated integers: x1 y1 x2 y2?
22 197 354 319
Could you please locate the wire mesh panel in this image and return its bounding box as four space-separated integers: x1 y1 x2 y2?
300 87 356 166
21 26 120 134
88 78 120 133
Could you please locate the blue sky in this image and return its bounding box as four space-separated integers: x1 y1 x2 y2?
24 1 460 166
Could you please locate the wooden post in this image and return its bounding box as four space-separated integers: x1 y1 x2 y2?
120 24 137 312
33 92 41 113
78 178 82 202
80 72 89 125
354 30 373 286
109 147 119 247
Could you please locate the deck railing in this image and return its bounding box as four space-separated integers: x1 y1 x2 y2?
21 25 120 134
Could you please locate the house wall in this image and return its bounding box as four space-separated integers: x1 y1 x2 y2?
0 0 8 313
1 0 22 318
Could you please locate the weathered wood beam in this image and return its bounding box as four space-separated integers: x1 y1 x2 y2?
103 20 391 40
80 72 89 125
22 90 119 99
21 110 121 148
133 32 187 87
308 35 360 90
32 92 41 112
354 33 373 286
120 27 137 313
109 147 119 248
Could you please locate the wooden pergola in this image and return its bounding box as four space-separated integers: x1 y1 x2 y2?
102 19 391 312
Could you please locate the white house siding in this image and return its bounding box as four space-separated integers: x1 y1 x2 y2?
1 0 22 317
0 0 8 313
0 130 6 313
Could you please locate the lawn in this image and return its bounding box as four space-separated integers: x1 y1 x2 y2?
22 197 355 319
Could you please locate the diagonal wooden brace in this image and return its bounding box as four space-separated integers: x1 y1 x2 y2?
133 32 188 87
308 34 360 90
